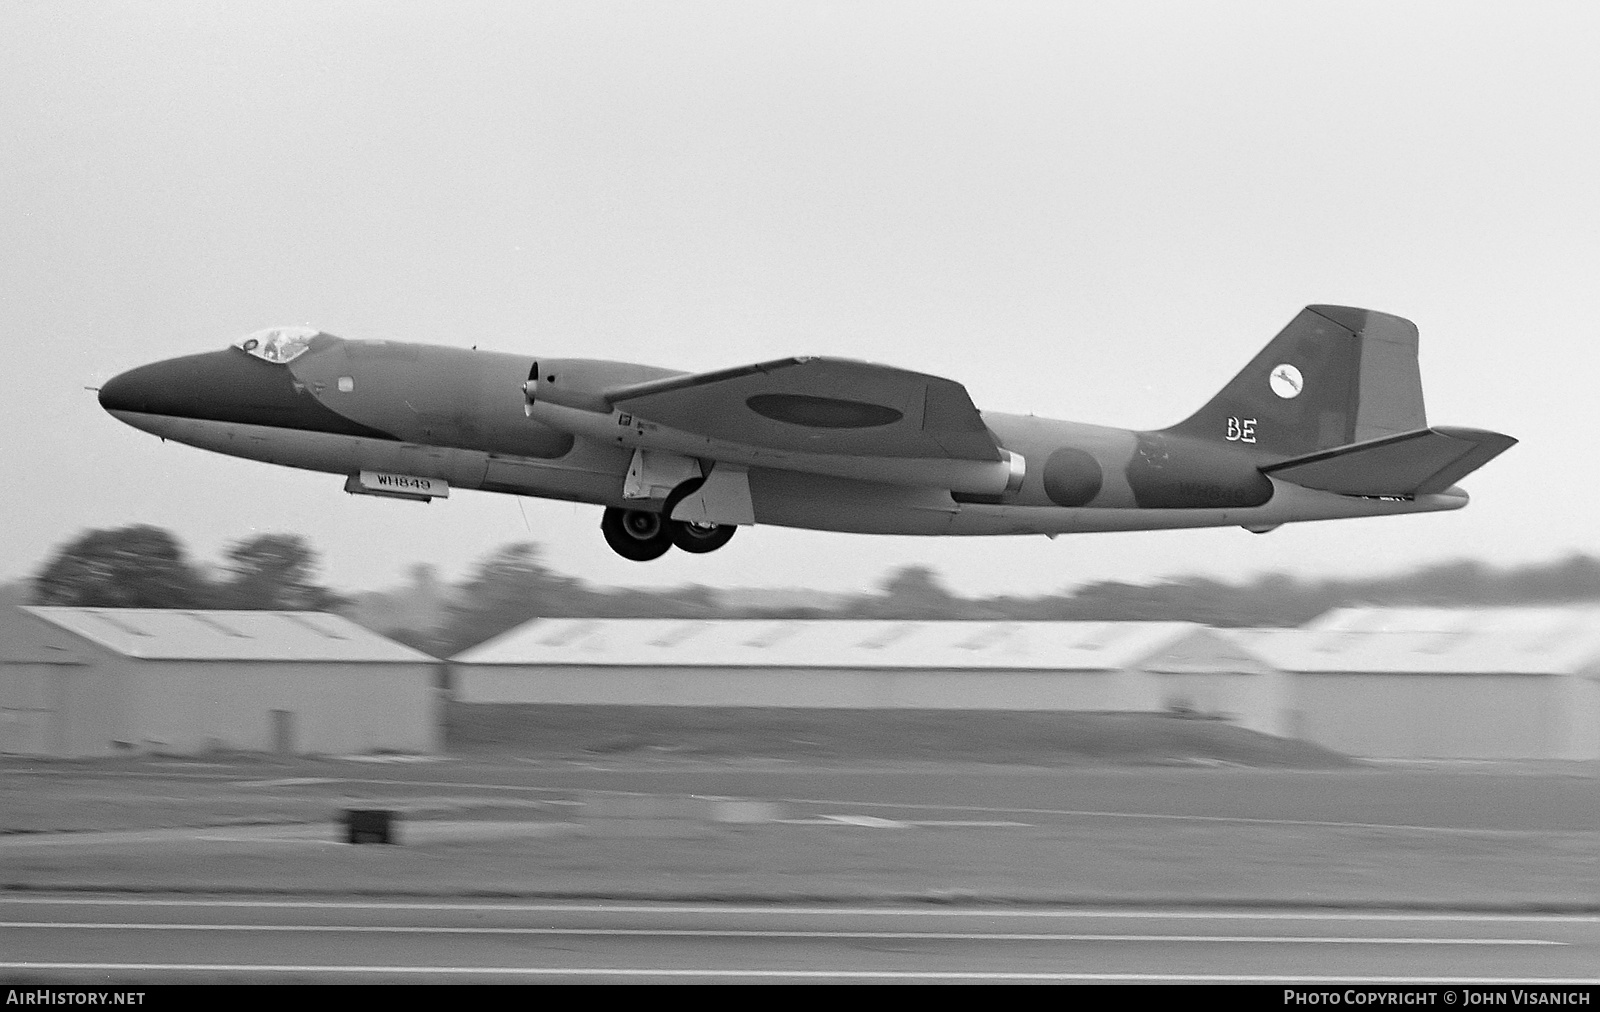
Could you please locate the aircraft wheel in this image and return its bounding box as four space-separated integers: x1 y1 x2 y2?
600 507 673 561
670 520 736 554
659 476 735 553
662 475 706 519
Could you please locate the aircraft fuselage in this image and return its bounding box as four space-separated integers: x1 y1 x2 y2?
99 331 1469 545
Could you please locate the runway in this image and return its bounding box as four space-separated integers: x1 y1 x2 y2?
3 894 1598 983
6 758 1597 980
9 758 1598 833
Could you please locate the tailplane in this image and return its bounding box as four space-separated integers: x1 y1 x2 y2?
1166 305 1427 459
1262 426 1516 496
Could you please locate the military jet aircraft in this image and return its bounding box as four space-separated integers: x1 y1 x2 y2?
98 305 1514 562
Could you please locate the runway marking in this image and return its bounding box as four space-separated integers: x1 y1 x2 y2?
232 776 569 794
5 769 574 794
782 815 1034 828
3 964 1597 983
0 829 340 849
235 777 339 788
225 774 1600 835
765 795 1596 836
0 923 1564 944
188 839 337 846
7 768 1591 834
813 815 909 828
3 898 1597 922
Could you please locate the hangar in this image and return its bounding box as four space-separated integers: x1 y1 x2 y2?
453 618 1288 735
0 606 439 758
1233 607 1600 761
0 605 88 755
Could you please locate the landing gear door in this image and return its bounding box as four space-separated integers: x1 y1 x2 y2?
623 449 701 502
670 463 755 526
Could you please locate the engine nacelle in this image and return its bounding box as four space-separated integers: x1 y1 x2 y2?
523 358 681 415
520 358 1026 498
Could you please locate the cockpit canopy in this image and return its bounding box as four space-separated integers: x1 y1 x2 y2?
232 326 323 364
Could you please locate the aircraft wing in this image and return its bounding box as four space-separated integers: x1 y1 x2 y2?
1262 426 1517 496
601 357 1003 462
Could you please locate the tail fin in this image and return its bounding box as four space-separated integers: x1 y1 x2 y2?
1166 305 1426 459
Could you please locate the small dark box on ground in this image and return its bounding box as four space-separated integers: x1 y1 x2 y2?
344 809 396 844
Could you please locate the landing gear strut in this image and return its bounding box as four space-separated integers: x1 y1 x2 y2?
663 477 736 554
600 478 739 561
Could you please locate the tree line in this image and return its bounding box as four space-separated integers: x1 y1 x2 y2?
32 525 343 612
22 524 1600 658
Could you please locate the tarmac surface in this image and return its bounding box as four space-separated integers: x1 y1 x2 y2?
7 755 1599 832
4 896 1599 983
3 755 1597 982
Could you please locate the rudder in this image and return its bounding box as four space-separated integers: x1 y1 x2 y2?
1165 305 1427 460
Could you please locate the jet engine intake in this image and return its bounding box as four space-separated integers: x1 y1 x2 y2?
523 358 686 415
522 360 609 414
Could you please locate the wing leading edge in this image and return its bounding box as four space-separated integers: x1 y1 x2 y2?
603 357 1004 462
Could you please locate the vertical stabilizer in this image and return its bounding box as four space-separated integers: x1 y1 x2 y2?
1165 305 1427 460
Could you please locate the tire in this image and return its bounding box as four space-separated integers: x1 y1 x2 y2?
660 475 737 554
669 519 736 554
600 507 673 561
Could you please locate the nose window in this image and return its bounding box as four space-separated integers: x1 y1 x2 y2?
233 326 320 364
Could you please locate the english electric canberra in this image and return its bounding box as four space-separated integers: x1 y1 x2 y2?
98 305 1514 561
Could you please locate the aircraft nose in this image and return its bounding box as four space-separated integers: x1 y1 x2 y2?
97 344 387 438
98 357 200 416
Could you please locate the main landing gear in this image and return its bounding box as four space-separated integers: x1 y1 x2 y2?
600 479 738 562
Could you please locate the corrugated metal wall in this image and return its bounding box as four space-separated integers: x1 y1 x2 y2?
458 665 1135 711
120 659 439 755
1289 672 1563 759
0 662 58 754
1 654 439 757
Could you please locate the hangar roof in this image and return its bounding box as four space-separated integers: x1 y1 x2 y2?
455 618 1261 672
1230 606 1600 675
0 605 87 664
21 607 433 663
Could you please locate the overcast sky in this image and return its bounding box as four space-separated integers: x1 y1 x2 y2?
3 1 1596 598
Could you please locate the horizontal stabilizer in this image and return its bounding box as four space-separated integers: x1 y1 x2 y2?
1262 426 1516 496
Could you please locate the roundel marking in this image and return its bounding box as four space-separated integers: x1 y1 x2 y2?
745 393 903 429
1269 363 1304 399
1042 447 1104 507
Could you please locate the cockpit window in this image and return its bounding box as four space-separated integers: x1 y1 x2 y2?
233 326 320 364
